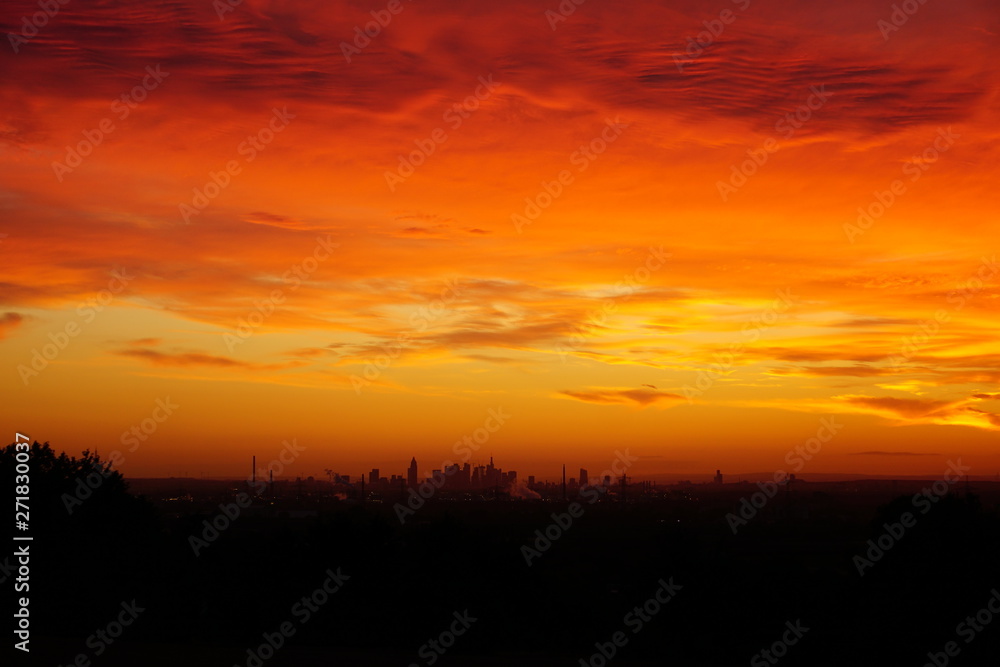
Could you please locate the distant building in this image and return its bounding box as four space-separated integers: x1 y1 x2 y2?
580 468 588 486
369 468 379 485
486 457 499 488
408 457 418 488
445 463 461 490
714 469 723 485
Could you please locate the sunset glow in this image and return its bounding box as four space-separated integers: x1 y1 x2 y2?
4 0 999 480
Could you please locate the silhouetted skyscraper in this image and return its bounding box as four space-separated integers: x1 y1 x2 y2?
485 457 499 488
580 468 588 486
408 457 418 488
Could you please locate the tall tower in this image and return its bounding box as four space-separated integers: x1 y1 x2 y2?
579 468 588 487
408 457 418 488
562 464 567 500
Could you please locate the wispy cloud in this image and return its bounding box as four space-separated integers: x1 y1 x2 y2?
0 312 24 339
849 451 939 456
559 387 685 408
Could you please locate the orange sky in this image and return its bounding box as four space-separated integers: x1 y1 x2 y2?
2 0 999 480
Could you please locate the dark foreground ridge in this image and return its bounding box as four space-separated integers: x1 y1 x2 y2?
5 442 1000 666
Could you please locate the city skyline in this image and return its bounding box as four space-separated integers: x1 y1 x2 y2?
125 451 998 485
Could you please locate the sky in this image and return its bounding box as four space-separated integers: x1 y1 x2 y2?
2 0 999 481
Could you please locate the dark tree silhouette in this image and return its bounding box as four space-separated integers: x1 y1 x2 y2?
1 442 162 656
